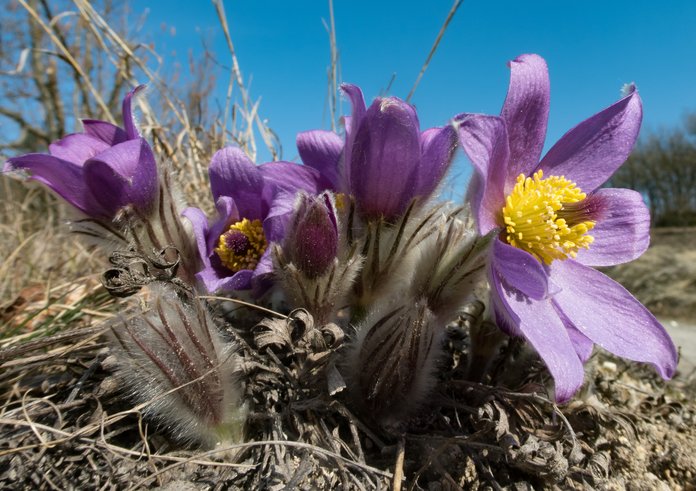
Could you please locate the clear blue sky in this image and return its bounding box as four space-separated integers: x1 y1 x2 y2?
141 0 696 197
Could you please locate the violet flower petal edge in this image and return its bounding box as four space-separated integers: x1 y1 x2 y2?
500 53 550 184
549 259 678 380
418 125 458 200
4 153 107 217
574 188 651 267
454 113 510 233
208 146 265 219
491 270 586 403
48 133 110 164
538 86 642 193
296 130 343 189
491 239 548 300
182 207 213 269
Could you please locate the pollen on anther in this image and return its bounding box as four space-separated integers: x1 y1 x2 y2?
500 170 597 264
215 218 267 273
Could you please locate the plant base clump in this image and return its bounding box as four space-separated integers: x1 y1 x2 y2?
2 294 694 490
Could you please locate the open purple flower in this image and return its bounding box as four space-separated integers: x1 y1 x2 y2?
455 54 677 402
184 146 326 292
4 86 157 219
296 84 458 221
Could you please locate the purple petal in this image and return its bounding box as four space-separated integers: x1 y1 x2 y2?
122 85 145 140
500 54 550 183
491 301 522 337
491 272 585 403
263 192 295 243
253 249 274 277
455 114 510 233
341 83 367 182
83 138 158 215
491 240 548 300
48 133 110 164
215 196 244 226
349 97 421 219
259 161 328 196
81 120 129 145
196 267 254 293
539 87 642 193
574 188 650 267
555 306 595 362
549 259 677 379
209 147 264 219
251 251 275 297
296 130 343 189
198 196 243 265
182 207 213 268
340 83 366 135
4 153 106 216
418 125 458 199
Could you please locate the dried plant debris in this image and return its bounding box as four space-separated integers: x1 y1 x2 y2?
1 304 694 490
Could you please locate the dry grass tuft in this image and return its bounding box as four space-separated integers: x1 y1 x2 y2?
0 179 109 320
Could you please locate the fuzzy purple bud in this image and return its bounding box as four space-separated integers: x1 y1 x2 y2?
343 299 444 428
285 192 338 278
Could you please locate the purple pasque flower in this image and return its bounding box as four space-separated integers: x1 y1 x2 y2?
184 146 327 293
296 84 458 221
4 86 157 219
455 54 677 402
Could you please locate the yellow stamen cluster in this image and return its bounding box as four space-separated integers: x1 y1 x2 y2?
333 192 347 212
501 170 595 264
215 218 267 272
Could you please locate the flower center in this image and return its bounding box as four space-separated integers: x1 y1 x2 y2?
333 192 348 212
501 170 595 264
215 218 267 272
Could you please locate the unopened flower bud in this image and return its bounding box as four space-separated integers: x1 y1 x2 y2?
285 192 338 278
342 298 444 428
108 283 247 449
